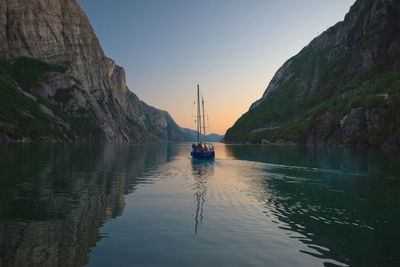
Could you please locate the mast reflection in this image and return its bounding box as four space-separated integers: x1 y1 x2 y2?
191 160 214 234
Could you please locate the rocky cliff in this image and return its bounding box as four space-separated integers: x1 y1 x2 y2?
0 0 188 142
224 0 400 149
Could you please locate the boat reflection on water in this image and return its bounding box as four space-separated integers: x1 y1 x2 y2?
191 160 214 234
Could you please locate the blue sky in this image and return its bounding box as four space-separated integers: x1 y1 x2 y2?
77 0 355 134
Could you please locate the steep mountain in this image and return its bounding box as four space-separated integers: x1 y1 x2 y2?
206 133 224 142
182 128 224 142
0 0 188 142
224 0 400 149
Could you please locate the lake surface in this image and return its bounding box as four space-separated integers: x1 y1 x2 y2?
0 143 399 266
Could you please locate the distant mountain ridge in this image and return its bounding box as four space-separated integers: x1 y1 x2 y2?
0 0 188 142
182 128 224 142
224 0 400 149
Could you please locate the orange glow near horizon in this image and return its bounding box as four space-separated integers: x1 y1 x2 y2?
143 76 269 136
172 86 264 135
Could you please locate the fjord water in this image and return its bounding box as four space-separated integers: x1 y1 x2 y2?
0 144 399 266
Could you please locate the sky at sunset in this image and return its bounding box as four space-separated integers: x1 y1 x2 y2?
77 0 355 135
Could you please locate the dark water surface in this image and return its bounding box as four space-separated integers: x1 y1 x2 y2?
0 143 399 266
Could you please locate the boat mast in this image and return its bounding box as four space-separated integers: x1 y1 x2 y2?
202 96 206 144
197 84 202 144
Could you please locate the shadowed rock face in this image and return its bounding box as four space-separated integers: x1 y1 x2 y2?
0 0 188 142
253 0 399 107
225 0 400 149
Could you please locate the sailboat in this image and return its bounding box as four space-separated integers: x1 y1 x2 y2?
191 85 215 160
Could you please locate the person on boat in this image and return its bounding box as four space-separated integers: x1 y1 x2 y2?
192 144 196 152
204 145 208 151
197 144 202 152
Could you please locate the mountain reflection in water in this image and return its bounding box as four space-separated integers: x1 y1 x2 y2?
0 144 177 266
225 144 400 266
0 143 399 267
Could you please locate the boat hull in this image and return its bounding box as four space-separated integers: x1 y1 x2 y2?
191 151 215 160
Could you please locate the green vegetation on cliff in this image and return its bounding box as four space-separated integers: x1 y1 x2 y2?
225 0 400 149
0 57 189 143
226 48 400 146
0 58 63 140
0 57 101 141
10 57 68 90
0 0 190 143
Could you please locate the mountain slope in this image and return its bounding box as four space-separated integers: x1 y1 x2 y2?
182 128 224 142
0 0 188 142
224 0 400 149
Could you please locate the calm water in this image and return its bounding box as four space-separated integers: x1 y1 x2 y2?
0 143 399 266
